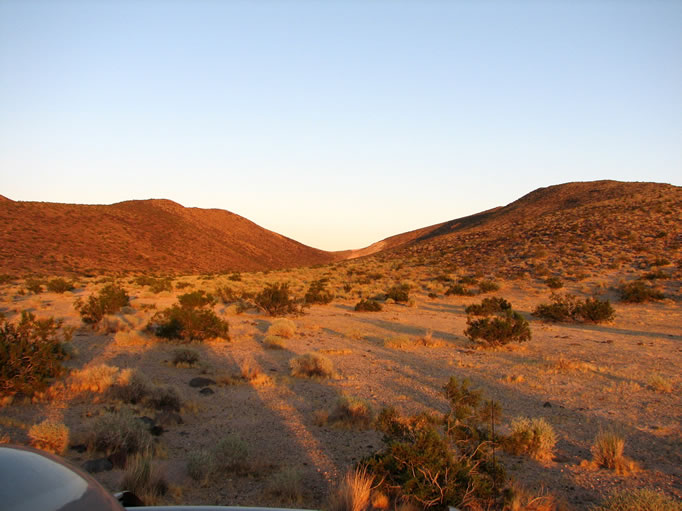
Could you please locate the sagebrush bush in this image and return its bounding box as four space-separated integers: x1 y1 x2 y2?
135 275 173 293
75 283 130 324
0 312 67 396
267 466 304 504
304 279 334 305
145 384 182 411
354 299 382 312
263 335 287 349
290 352 334 379
445 284 475 296
592 488 681 511
171 348 199 367
110 370 151 404
25 278 45 294
187 449 216 483
46 278 75 293
545 277 563 289
465 310 531 346
533 293 614 323
149 291 228 342
86 409 152 461
478 280 500 293
215 433 249 473
28 420 70 454
506 417 557 461
255 283 301 316
620 281 665 303
465 297 511 316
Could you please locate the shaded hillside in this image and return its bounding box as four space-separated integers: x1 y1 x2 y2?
363 180 682 278
0 198 337 275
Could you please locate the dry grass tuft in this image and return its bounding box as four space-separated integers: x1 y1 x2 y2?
592 488 681 511
120 453 168 505
186 448 215 484
506 417 557 461
267 318 296 339
69 364 122 393
85 409 152 462
328 466 374 511
263 334 287 349
590 430 638 475
267 466 303 505
328 396 374 429
28 419 69 454
647 374 673 393
290 352 334 379
504 483 561 511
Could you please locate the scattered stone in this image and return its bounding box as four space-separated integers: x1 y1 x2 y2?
83 458 113 473
70 443 87 453
189 377 216 388
543 401 552 408
150 425 164 436
199 387 215 395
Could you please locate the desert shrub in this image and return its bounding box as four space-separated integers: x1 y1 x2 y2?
533 293 614 323
228 273 242 281
647 374 673 393
174 281 192 290
0 312 68 396
25 278 45 294
0 274 16 285
445 284 475 296
149 292 228 342
354 299 382 312
120 453 167 505
591 430 636 474
28 420 69 454
592 488 681 511
171 348 199 367
328 466 374 511
386 283 410 303
643 270 669 280
263 335 287 349
86 409 152 461
304 279 334 305
76 283 130 324
619 281 664 303
215 285 238 304
365 377 504 509
544 277 563 289
267 318 296 339
110 371 151 404
187 449 216 483
478 280 500 293
505 417 557 461
328 395 374 429
268 466 303 504
145 384 182 411
465 297 511 316
459 275 479 285
651 258 670 267
70 364 122 393
215 433 249 473
255 283 301 316
134 275 173 293
290 352 334 379
465 310 531 346
46 278 75 293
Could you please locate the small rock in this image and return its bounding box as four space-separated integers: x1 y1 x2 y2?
543 401 552 408
199 387 215 395
189 377 216 388
108 450 128 468
70 443 87 453
150 425 164 436
83 458 113 473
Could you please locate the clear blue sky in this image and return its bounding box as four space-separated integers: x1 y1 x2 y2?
1 1 680 251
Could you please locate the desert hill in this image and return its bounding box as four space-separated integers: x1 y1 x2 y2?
361 180 681 277
0 198 337 275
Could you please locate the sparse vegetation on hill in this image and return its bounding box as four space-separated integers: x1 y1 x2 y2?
75 283 130 324
619 280 665 303
533 293 615 323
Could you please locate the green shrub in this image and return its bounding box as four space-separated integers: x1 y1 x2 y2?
187 449 215 483
592 488 681 511
465 297 511 317
386 283 410 303
150 306 228 342
458 276 479 285
304 279 334 305
478 280 500 293
445 284 475 296
214 285 238 304
365 377 504 509
134 275 173 293
46 278 75 293
533 293 615 323
178 290 215 309
545 277 563 289
215 434 249 473
354 299 382 312
0 312 68 396
75 283 130 324
255 283 301 316
86 409 152 462
465 310 531 346
25 278 45 294
620 281 664 303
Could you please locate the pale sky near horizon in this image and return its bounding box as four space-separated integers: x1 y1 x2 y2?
1 1 681 251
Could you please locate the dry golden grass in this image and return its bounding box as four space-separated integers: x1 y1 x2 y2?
647 374 673 393
120 453 168 505
69 364 124 394
506 417 557 462
28 420 69 454
589 430 638 475
328 466 374 511
290 352 334 379
267 318 296 338
263 334 287 349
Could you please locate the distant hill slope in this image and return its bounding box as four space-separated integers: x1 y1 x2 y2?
356 180 682 276
0 198 337 275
